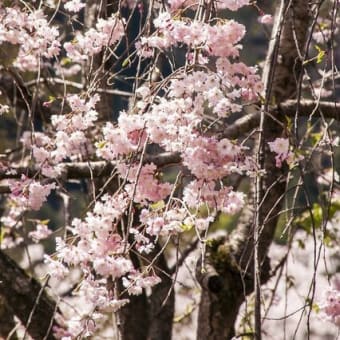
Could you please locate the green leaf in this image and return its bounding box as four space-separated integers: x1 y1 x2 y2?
61 57 72 66
180 223 193 232
297 239 305 249
315 45 325 64
323 233 333 247
295 203 322 233
122 57 130 68
295 201 340 234
0 228 6 242
329 201 340 218
285 115 292 131
173 304 194 323
311 132 322 145
312 303 320 313
96 141 106 149
150 200 165 211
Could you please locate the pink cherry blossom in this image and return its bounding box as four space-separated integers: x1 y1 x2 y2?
0 7 60 71
0 104 9 115
268 138 294 168
29 222 52 242
0 2 272 337
64 15 124 61
259 14 273 25
64 0 85 13
320 274 340 326
117 163 173 204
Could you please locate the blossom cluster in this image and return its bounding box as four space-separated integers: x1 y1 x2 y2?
0 1 261 338
320 274 340 327
137 12 245 59
268 138 294 168
64 15 125 62
96 111 146 160
116 163 173 204
64 0 86 13
22 94 100 178
0 175 55 247
0 104 10 115
0 6 60 71
45 193 162 337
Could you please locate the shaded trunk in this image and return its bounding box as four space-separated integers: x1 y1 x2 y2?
148 246 175 340
117 289 150 340
117 242 175 340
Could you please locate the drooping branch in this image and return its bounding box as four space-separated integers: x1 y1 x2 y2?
117 235 174 340
196 0 314 338
231 0 313 282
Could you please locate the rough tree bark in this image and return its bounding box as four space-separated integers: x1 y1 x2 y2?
0 250 58 339
196 1 313 339
0 295 17 339
118 244 175 340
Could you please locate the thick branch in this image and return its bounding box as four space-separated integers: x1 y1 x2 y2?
222 99 340 139
0 295 17 339
0 152 181 182
0 250 58 340
280 99 340 120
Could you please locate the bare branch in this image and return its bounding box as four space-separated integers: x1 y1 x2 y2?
0 152 181 182
222 99 340 139
280 99 340 120
24 77 133 97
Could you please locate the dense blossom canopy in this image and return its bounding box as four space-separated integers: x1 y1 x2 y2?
0 0 339 339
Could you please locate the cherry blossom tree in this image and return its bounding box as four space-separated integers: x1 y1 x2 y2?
0 0 339 339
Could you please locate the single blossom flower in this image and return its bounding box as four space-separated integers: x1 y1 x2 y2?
320 274 340 326
268 138 294 168
259 14 273 25
64 0 85 13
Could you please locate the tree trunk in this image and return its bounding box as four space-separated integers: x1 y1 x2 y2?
117 242 175 340
148 248 175 340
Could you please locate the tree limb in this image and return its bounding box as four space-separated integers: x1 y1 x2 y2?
222 99 340 140
0 295 17 339
24 77 133 97
0 152 181 182
280 99 340 120
0 250 58 340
